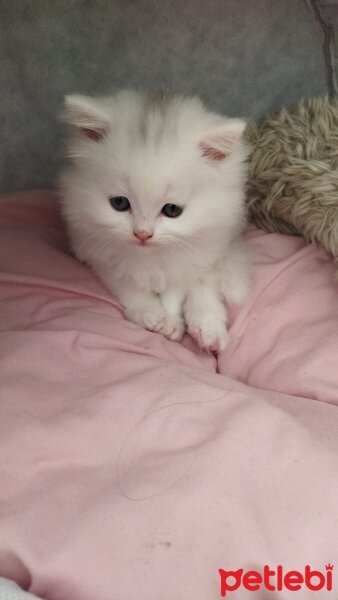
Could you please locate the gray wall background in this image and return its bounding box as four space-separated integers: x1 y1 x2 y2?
0 0 336 192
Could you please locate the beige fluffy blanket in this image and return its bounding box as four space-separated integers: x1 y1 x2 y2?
245 97 338 267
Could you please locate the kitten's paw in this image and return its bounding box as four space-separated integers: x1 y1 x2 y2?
124 304 166 332
187 316 229 353
158 315 185 342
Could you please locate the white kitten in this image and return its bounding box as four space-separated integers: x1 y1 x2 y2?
59 89 249 352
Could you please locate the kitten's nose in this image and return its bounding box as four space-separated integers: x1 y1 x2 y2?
134 230 153 243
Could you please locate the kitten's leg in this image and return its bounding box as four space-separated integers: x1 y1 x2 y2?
119 288 167 333
123 286 185 341
95 265 184 340
184 278 229 353
159 288 186 341
93 265 166 333
220 238 249 306
100 279 165 333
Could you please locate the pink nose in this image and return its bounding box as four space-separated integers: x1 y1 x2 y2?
134 230 152 243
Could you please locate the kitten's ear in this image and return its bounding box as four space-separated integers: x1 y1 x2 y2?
199 118 246 161
63 94 112 142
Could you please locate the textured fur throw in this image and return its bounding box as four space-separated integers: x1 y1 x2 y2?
245 97 338 267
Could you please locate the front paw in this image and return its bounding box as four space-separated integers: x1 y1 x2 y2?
158 315 185 341
124 304 166 332
124 305 185 342
187 315 229 353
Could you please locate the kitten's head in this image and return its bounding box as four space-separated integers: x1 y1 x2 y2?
60 90 249 255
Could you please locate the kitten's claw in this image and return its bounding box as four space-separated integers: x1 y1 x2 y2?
188 319 229 353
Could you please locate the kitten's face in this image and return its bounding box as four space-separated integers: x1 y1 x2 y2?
61 90 248 253
82 144 217 250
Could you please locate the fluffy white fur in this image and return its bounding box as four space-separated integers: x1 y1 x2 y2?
59 89 249 352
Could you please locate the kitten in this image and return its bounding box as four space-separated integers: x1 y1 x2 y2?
59 89 249 352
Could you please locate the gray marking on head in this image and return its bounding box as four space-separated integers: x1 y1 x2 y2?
139 89 172 142
145 89 170 112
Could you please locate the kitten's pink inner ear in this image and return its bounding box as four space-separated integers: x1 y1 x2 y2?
77 113 109 141
200 122 245 162
63 95 111 142
80 127 107 141
200 145 226 161
200 132 240 161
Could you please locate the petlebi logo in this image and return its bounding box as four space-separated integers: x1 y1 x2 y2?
218 564 334 596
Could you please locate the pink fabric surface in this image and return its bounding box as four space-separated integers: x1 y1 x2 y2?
0 190 337 600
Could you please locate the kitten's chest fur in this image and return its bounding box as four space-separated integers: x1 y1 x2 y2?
129 260 166 293
112 250 193 294
71 225 211 294
69 219 223 297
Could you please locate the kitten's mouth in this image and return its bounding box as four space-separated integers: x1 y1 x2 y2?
133 239 154 247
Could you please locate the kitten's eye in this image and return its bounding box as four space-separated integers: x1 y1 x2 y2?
109 196 130 211
161 203 183 218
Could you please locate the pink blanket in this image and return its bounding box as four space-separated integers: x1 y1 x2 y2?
0 190 337 599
